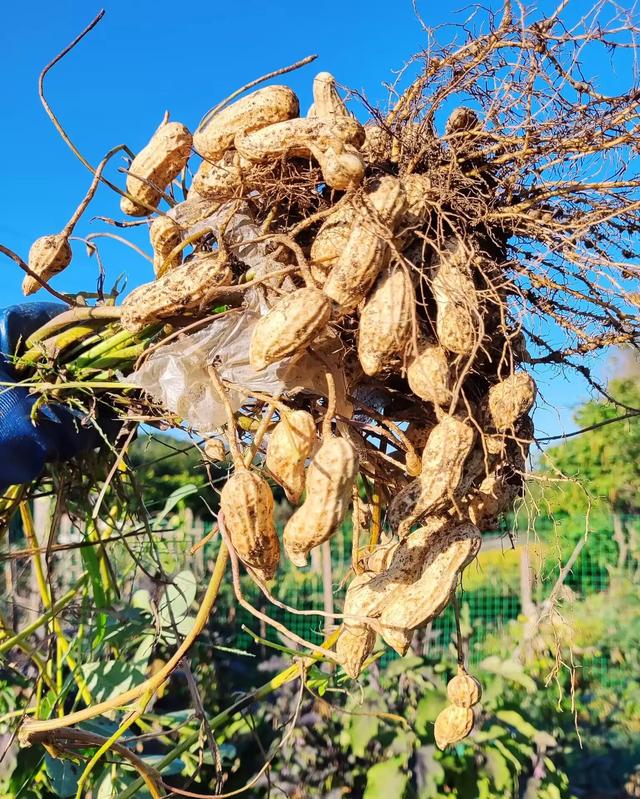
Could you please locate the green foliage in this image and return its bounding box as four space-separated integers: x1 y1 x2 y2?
543 378 640 518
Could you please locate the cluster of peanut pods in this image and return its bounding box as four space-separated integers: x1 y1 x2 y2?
24 71 537 747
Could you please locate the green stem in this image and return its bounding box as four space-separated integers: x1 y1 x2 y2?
0 577 87 654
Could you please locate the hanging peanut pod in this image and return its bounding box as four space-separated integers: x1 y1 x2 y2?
283 435 358 567
266 410 316 503
406 343 454 407
121 120 193 216
466 472 518 528
22 234 72 296
235 116 365 190
485 371 537 431
121 252 232 332
357 262 414 375
447 668 482 708
389 415 475 535
204 438 226 462
378 522 481 651
397 173 432 248
309 204 356 285
149 215 182 276
220 469 280 582
431 240 480 355
249 287 332 371
434 705 475 749
323 176 407 310
194 85 300 161
336 571 379 679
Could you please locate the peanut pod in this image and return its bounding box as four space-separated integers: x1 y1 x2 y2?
447 668 482 708
308 73 364 147
149 215 182 276
323 176 407 310
485 371 536 431
266 410 316 503
434 705 475 750
283 436 358 567
194 85 299 161
235 117 365 190
431 241 480 355
121 251 232 331
22 234 72 296
406 343 454 407
121 120 192 216
220 469 280 582
357 262 414 375
249 287 332 371
378 521 481 650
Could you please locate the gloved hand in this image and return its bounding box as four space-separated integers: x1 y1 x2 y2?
0 303 108 491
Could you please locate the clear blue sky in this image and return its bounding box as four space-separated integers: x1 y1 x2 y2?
0 0 622 443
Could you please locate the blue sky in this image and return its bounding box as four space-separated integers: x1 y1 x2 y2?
0 0 624 443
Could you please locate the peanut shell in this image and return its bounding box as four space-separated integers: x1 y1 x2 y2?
486 372 536 431
447 669 482 708
249 287 332 371
121 251 232 331
220 469 280 582
283 436 358 566
22 234 72 296
434 705 474 749
323 176 407 310
121 120 192 216
406 343 453 407
357 263 414 375
266 410 316 503
194 85 299 161
149 215 182 276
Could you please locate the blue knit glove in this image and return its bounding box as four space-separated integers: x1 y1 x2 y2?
0 303 105 490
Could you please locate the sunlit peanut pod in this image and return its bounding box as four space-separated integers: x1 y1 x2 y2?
323 176 407 310
121 251 232 332
357 263 414 376
194 85 300 161
266 410 316 503
149 215 182 276
431 240 480 355
434 704 474 750
22 234 72 296
485 371 537 431
283 436 358 567
249 287 332 371
219 469 280 582
406 343 453 407
378 522 481 641
447 668 482 708
121 120 192 216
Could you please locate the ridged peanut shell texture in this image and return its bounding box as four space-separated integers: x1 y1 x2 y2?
378 522 481 650
220 470 280 582
121 252 232 331
447 670 482 708
266 410 316 503
431 242 479 355
194 85 299 161
357 263 414 375
235 116 365 191
149 215 182 276
323 176 407 310
22 234 72 296
121 121 192 216
249 287 332 371
406 343 453 407
284 436 358 567
486 372 536 431
434 705 474 749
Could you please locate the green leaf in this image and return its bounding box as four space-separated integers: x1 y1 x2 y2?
154 484 198 524
80 659 146 703
484 748 512 791
414 745 445 798
384 655 424 678
159 570 197 643
349 712 379 758
415 691 448 737
495 709 539 739
45 756 80 798
364 756 409 799
479 657 537 693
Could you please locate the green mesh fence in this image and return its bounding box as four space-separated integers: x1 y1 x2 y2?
215 515 640 689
